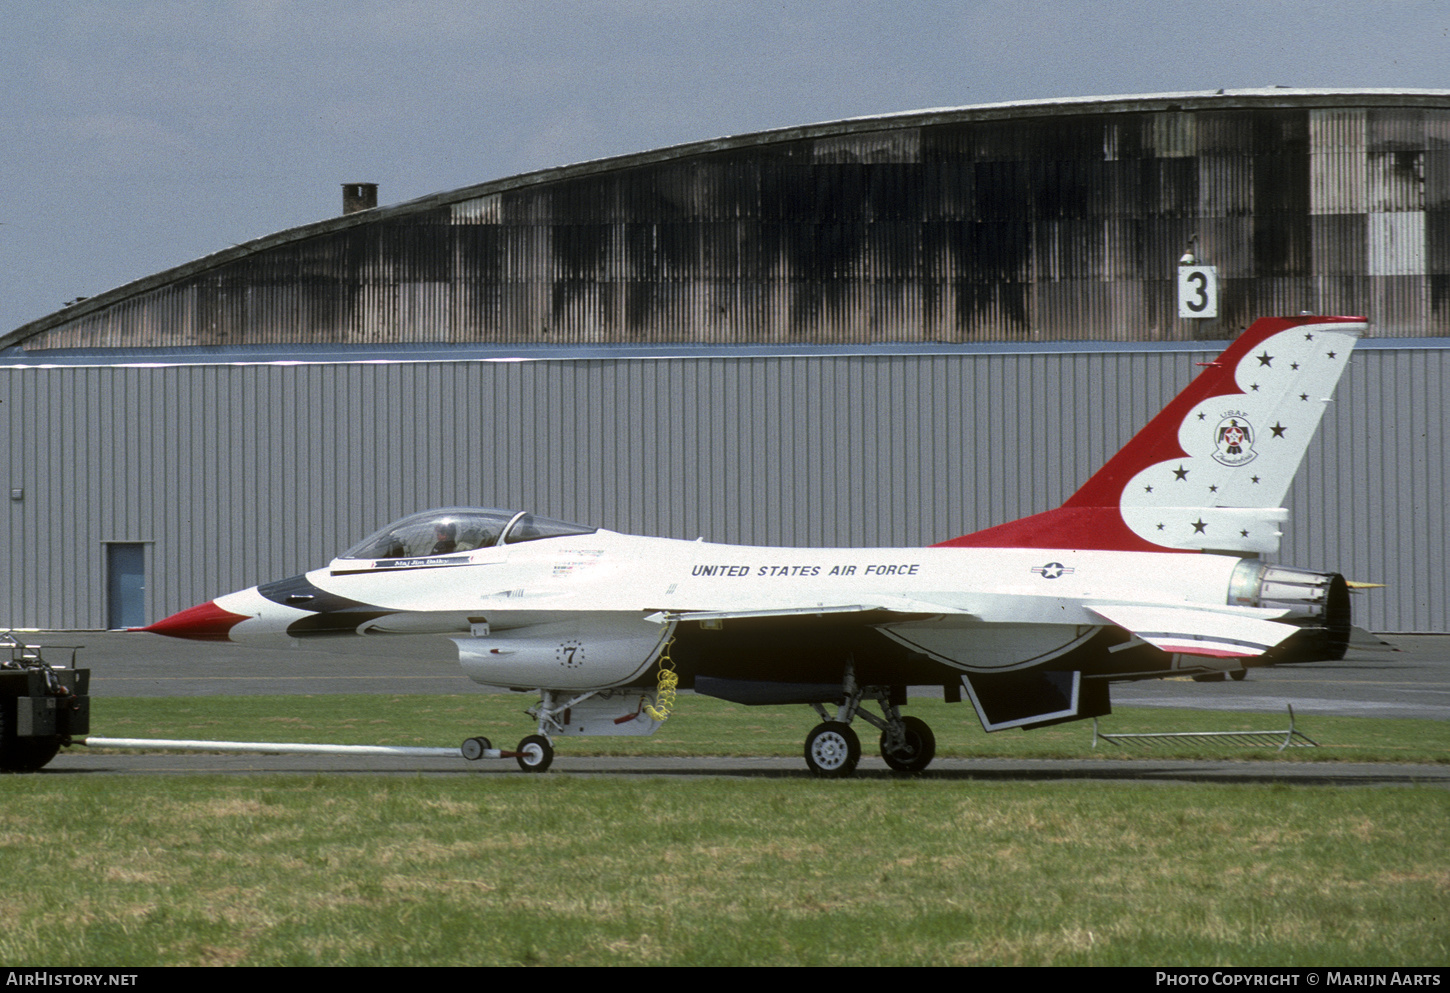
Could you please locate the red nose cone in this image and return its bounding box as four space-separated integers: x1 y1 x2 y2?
137 600 249 641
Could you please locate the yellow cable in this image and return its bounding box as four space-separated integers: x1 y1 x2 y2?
643 637 678 721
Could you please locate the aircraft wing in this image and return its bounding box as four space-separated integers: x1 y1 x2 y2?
650 595 1292 661
1087 602 1297 658
644 596 979 625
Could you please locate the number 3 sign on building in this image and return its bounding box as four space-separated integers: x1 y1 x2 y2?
1178 265 1219 318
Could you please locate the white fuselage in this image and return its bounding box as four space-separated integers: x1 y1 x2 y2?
212 530 1255 689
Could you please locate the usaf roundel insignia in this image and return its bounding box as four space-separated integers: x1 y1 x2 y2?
1212 414 1257 467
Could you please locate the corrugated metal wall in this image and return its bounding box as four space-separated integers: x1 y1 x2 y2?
10 98 1450 351
1 343 1442 632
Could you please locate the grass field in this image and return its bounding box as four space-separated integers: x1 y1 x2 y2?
1 776 1446 966
0 694 1445 966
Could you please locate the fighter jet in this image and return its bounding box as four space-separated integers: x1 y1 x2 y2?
145 315 1369 776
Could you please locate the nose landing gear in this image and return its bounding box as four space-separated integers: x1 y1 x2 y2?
514 733 554 772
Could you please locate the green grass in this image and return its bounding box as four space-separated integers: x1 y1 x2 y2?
9 694 1441 965
0 776 1444 966
87 692 1450 764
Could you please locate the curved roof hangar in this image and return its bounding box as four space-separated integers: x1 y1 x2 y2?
7 88 1450 353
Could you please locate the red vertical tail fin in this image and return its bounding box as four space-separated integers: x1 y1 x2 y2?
935 316 1369 553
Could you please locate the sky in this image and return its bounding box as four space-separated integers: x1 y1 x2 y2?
2 0 1447 336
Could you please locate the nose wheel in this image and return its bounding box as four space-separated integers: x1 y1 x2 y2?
515 733 554 772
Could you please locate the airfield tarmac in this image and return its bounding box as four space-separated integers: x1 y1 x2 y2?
20 630 1450 783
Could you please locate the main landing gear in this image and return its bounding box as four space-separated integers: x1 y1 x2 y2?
802 662 937 778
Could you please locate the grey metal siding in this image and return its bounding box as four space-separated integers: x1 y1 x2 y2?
1 344 1442 633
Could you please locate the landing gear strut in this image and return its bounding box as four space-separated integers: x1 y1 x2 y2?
513 689 563 772
802 661 936 778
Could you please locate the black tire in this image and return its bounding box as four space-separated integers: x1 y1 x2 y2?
879 715 936 773
804 721 860 778
1230 669 1247 681
461 736 492 761
515 734 554 773
0 703 61 773
0 737 61 773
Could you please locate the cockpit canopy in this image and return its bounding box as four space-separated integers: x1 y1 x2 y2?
338 508 597 561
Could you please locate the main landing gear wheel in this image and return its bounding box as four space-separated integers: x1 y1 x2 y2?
515 734 554 773
879 715 936 773
461 736 492 761
804 721 861 778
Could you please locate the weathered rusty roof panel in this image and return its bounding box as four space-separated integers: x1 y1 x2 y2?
7 91 1450 351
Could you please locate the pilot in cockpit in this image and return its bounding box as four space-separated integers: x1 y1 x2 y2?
431 522 458 555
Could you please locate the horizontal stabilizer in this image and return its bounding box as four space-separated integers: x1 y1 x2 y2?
1348 626 1401 653
1088 603 1297 658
